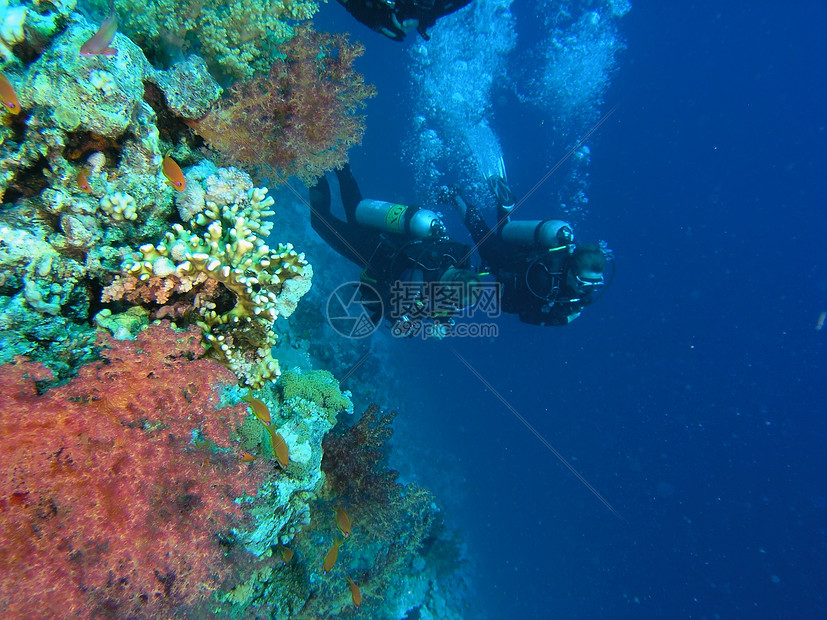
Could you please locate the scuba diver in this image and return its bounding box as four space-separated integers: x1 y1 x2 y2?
440 166 613 326
309 164 481 338
335 0 472 42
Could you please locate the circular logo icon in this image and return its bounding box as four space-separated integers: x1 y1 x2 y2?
326 281 383 339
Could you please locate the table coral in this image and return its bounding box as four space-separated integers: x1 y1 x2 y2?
0 324 267 618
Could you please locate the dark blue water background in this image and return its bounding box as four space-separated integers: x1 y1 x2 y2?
315 2 826 617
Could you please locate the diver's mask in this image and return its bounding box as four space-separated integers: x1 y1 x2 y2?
438 266 481 312
569 270 605 295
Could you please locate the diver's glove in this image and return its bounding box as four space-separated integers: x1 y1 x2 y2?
436 184 459 203
436 184 469 220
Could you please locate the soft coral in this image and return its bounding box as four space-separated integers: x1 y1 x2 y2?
0 324 266 618
188 23 376 185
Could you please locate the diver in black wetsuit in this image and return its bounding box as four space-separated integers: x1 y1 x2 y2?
336 0 472 42
442 176 612 326
309 164 481 338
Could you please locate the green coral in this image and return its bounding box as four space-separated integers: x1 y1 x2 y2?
279 368 354 422
89 0 319 80
93 306 149 340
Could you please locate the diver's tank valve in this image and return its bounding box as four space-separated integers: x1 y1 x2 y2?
499 219 574 249
355 199 447 239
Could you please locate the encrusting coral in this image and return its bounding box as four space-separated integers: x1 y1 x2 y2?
85 0 319 80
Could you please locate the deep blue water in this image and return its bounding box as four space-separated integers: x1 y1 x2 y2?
316 2 826 618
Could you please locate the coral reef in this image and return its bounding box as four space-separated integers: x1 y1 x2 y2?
0 0 77 69
215 369 354 617
0 2 468 617
0 324 267 618
0 12 225 377
189 23 376 185
86 0 318 80
102 161 313 387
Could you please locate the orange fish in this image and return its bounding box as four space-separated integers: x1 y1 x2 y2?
269 428 290 470
161 155 186 191
0 73 21 115
240 451 257 462
278 545 294 565
80 0 118 57
335 507 351 538
244 394 271 426
323 539 343 574
346 576 361 609
77 168 92 193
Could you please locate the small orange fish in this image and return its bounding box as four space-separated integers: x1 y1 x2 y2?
278 545 294 565
77 168 92 193
80 0 118 57
240 451 257 462
0 73 21 115
346 576 361 609
335 507 351 538
244 394 271 426
269 428 290 470
323 539 343 574
161 155 186 191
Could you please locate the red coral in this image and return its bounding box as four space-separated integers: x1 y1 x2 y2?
0 324 266 618
188 24 377 184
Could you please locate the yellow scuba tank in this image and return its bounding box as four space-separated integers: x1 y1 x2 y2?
355 199 447 239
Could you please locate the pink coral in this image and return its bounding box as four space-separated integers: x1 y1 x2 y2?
188 23 376 184
0 324 266 618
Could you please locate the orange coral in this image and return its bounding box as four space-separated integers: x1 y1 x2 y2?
188 24 376 184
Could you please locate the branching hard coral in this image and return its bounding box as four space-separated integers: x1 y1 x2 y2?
0 323 267 618
101 162 313 388
188 23 376 185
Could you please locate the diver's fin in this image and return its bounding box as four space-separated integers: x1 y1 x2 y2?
466 121 507 181
494 153 508 182
487 172 515 212
474 149 509 184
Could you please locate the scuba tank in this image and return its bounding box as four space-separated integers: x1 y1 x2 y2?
355 199 447 239
499 219 574 249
